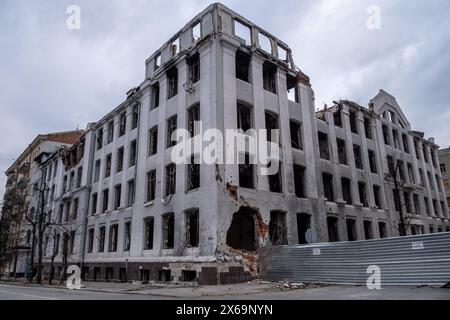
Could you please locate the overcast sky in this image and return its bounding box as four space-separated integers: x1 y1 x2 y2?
1 0 450 200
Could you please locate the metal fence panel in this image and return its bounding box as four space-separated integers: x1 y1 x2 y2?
258 232 450 285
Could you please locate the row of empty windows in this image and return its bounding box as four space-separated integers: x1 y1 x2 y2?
62 166 83 193
326 216 387 242
86 209 199 254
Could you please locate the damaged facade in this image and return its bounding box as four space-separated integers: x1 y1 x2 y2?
2 3 449 284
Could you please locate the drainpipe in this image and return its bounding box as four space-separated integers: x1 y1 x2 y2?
79 129 96 278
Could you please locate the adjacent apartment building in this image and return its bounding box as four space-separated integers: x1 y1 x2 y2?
2 3 449 284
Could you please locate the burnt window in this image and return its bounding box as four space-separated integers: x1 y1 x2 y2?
117 147 124 173
76 167 82 188
127 179 135 207
148 126 158 156
162 213 175 249
268 161 282 193
124 221 131 251
363 221 373 240
290 120 302 150
349 111 358 134
293 165 306 198
382 125 390 145
378 222 387 238
337 139 347 165
167 116 177 148
91 193 98 215
235 50 251 82
132 104 139 129
346 219 357 241
239 153 254 189
187 104 200 137
263 61 277 94
185 209 199 247
341 177 352 205
107 120 114 144
327 216 339 242
108 224 118 252
102 189 109 213
187 53 200 83
105 154 112 178
322 172 334 202
129 140 137 167
297 213 311 244
237 103 252 132
318 132 330 160
165 163 176 196
151 83 160 110
187 155 200 191
119 112 126 136
98 226 106 252
97 128 103 150
286 74 298 102
404 192 411 213
393 129 401 149
265 111 279 142
269 211 287 245
364 117 372 139
87 228 94 253
402 134 409 153
373 185 381 209
144 217 154 250
334 110 343 127
167 67 178 99
358 182 368 207
368 150 377 173
353 145 363 170
114 184 121 210
146 170 156 202
94 160 101 182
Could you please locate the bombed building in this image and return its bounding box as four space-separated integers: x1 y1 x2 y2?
2 3 449 284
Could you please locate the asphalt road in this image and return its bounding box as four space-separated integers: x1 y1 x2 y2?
0 282 449 300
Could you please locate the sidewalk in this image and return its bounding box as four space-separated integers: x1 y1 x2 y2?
0 278 285 298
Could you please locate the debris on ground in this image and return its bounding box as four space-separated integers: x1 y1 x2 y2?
274 281 326 290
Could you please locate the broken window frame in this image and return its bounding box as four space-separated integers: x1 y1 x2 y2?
269 211 288 246
353 144 363 170
76 166 82 188
98 226 106 252
286 73 299 103
162 213 175 249
166 115 178 148
290 120 302 150
129 140 137 167
368 150 377 173
117 147 124 173
262 60 277 94
258 32 272 54
239 153 255 189
364 117 372 139
166 67 178 99
108 224 118 252
105 154 112 178
363 220 373 240
114 184 121 210
119 112 126 137
144 217 154 250
132 104 139 129
187 104 200 138
146 170 156 202
127 179 135 207
170 37 180 57
373 185 381 209
87 228 94 253
277 45 288 62
268 161 282 193
337 139 347 165
151 82 160 110
341 177 352 205
297 213 311 245
265 111 279 143
358 182 368 207
165 163 176 196
322 172 334 202
154 53 161 70
192 21 201 42
91 193 98 215
393 129 401 149
107 120 114 144
94 159 101 182
402 134 409 153
293 164 306 198
327 216 339 242
187 53 200 84
185 209 199 248
349 110 358 134
235 50 251 83
318 132 330 160
148 126 158 156
97 128 103 150
102 189 109 213
124 221 131 251
237 103 253 132
379 222 387 238
346 218 357 241
233 19 251 45
187 155 200 191
382 125 390 146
